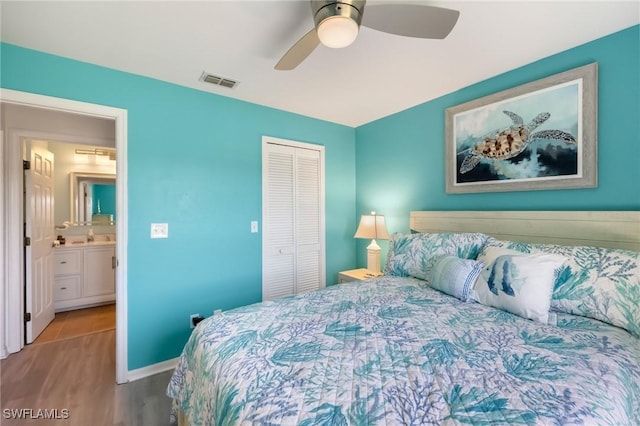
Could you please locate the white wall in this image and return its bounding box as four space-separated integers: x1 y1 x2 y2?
1 104 115 144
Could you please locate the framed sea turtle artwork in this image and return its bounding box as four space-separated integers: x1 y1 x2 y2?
445 63 597 194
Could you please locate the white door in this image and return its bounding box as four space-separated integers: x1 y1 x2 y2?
24 141 56 343
262 137 325 300
294 149 323 294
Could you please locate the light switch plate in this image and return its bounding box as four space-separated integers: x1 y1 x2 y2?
251 221 258 233
150 223 168 238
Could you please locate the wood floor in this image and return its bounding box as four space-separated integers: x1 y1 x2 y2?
1 330 173 425
34 304 116 345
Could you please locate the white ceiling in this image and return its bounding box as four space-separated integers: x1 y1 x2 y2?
2 1 638 127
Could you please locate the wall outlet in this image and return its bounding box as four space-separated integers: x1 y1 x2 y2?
250 221 258 233
151 223 169 239
189 313 200 329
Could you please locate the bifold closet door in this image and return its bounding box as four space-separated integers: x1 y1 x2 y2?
262 140 324 300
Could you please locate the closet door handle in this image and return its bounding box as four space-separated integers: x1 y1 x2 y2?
60 261 67 264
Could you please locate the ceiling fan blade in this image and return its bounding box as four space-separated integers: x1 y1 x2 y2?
362 4 459 39
275 28 320 70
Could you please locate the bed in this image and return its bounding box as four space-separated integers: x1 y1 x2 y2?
167 211 640 425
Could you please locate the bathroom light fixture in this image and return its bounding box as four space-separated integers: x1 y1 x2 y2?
75 148 116 160
354 211 390 275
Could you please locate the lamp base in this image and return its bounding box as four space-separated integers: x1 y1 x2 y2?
366 239 383 276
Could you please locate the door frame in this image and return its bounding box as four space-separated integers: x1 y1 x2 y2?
0 89 129 384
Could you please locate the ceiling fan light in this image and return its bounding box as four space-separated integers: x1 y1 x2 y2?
317 16 358 48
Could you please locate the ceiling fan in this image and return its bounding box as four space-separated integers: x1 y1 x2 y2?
275 0 460 70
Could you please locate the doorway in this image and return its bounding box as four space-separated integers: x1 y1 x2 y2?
24 138 117 346
0 89 129 384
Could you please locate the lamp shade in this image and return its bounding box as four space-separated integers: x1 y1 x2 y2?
354 214 390 240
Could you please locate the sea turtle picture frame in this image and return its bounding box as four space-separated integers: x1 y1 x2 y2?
445 62 598 194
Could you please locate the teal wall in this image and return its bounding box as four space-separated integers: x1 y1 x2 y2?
1 43 357 369
355 25 640 268
91 184 116 219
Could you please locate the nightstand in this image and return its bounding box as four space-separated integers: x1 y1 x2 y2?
338 268 382 283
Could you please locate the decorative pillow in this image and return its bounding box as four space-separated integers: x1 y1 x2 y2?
385 232 488 280
472 247 566 323
428 256 484 301
481 237 640 336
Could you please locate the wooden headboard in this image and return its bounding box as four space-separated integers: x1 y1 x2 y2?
410 211 640 251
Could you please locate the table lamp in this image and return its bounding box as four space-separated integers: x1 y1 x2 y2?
354 211 390 275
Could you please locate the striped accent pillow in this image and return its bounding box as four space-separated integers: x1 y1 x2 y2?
428 255 484 301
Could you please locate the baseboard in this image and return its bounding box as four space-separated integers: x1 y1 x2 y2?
127 357 179 382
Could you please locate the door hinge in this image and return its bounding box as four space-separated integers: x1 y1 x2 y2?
23 160 31 170
24 237 31 246
25 312 32 322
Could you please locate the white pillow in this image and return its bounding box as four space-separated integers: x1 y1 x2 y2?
471 247 566 323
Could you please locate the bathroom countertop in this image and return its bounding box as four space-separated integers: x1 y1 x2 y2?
55 240 116 248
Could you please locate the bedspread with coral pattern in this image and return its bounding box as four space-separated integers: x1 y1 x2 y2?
167 276 640 425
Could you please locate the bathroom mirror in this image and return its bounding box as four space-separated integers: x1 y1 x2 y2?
70 172 116 225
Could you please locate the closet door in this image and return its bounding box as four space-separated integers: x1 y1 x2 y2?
294 148 322 294
262 137 325 300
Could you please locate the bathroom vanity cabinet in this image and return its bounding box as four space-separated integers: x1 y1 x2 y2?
53 243 115 311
